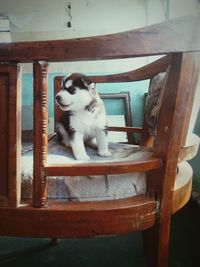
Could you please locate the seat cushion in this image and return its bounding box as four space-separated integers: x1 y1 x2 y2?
21 136 152 201
145 71 169 136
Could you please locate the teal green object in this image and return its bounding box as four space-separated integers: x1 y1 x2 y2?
22 73 149 127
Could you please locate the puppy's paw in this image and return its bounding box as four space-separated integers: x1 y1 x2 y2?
98 150 112 157
75 154 90 161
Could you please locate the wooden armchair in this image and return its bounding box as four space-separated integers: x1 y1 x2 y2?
0 15 200 267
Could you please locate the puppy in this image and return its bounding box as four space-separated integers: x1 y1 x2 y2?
55 73 111 161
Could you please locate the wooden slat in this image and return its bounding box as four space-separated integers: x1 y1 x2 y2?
53 55 171 135
53 56 171 87
54 76 61 132
33 62 49 207
108 126 143 133
0 73 9 206
8 65 22 207
44 157 162 177
0 15 199 63
0 195 156 238
88 55 171 83
0 64 21 207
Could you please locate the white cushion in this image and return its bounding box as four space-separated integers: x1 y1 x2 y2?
21 137 151 201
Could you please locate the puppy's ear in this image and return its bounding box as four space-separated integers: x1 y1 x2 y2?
81 77 92 87
81 77 96 94
61 76 69 88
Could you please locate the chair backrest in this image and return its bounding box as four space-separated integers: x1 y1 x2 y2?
0 15 200 267
53 55 171 143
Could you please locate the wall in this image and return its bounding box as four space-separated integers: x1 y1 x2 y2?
0 0 199 123
21 73 149 132
0 0 199 185
2 0 199 74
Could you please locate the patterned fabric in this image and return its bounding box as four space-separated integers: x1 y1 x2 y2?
145 69 169 136
21 70 171 201
21 136 152 201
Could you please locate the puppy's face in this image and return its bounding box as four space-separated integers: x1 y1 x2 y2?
56 73 95 111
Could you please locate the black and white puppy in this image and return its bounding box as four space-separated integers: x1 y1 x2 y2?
55 73 111 161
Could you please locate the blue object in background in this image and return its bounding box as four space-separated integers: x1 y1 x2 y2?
22 73 149 130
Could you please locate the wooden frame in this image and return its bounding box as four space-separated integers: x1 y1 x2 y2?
0 64 21 207
100 92 134 143
0 15 200 267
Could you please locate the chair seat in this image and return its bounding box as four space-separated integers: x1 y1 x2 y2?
21 136 150 200
21 134 199 203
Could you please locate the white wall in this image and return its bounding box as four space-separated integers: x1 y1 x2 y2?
0 0 199 73
0 0 199 134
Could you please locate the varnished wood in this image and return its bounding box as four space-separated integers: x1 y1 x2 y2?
0 195 156 238
0 64 21 207
0 16 199 267
0 72 9 206
0 16 199 63
44 156 162 177
53 55 170 88
144 52 200 267
88 55 171 83
33 62 49 207
108 126 142 133
53 55 172 141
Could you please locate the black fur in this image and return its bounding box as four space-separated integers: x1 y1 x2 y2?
85 99 98 112
63 74 92 91
57 111 76 141
73 77 88 89
104 125 108 135
63 86 76 95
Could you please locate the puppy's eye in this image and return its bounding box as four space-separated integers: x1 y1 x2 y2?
64 86 76 95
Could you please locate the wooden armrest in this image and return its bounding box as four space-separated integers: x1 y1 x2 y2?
89 55 171 83
108 126 143 133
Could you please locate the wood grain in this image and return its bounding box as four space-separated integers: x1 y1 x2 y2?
0 73 9 206
0 64 21 207
144 52 200 267
0 16 199 63
33 62 49 207
44 157 162 177
0 16 199 267
0 195 156 238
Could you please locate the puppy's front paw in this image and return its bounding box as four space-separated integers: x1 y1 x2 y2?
98 150 112 157
75 154 90 161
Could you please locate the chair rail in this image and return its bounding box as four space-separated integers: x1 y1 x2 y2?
0 15 199 63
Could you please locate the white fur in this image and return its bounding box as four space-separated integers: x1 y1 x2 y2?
56 75 111 161
57 106 111 160
56 89 92 111
65 79 73 88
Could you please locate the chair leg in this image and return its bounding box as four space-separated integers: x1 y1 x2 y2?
143 220 171 267
51 238 59 246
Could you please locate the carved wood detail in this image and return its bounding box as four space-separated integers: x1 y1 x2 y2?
33 61 49 207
